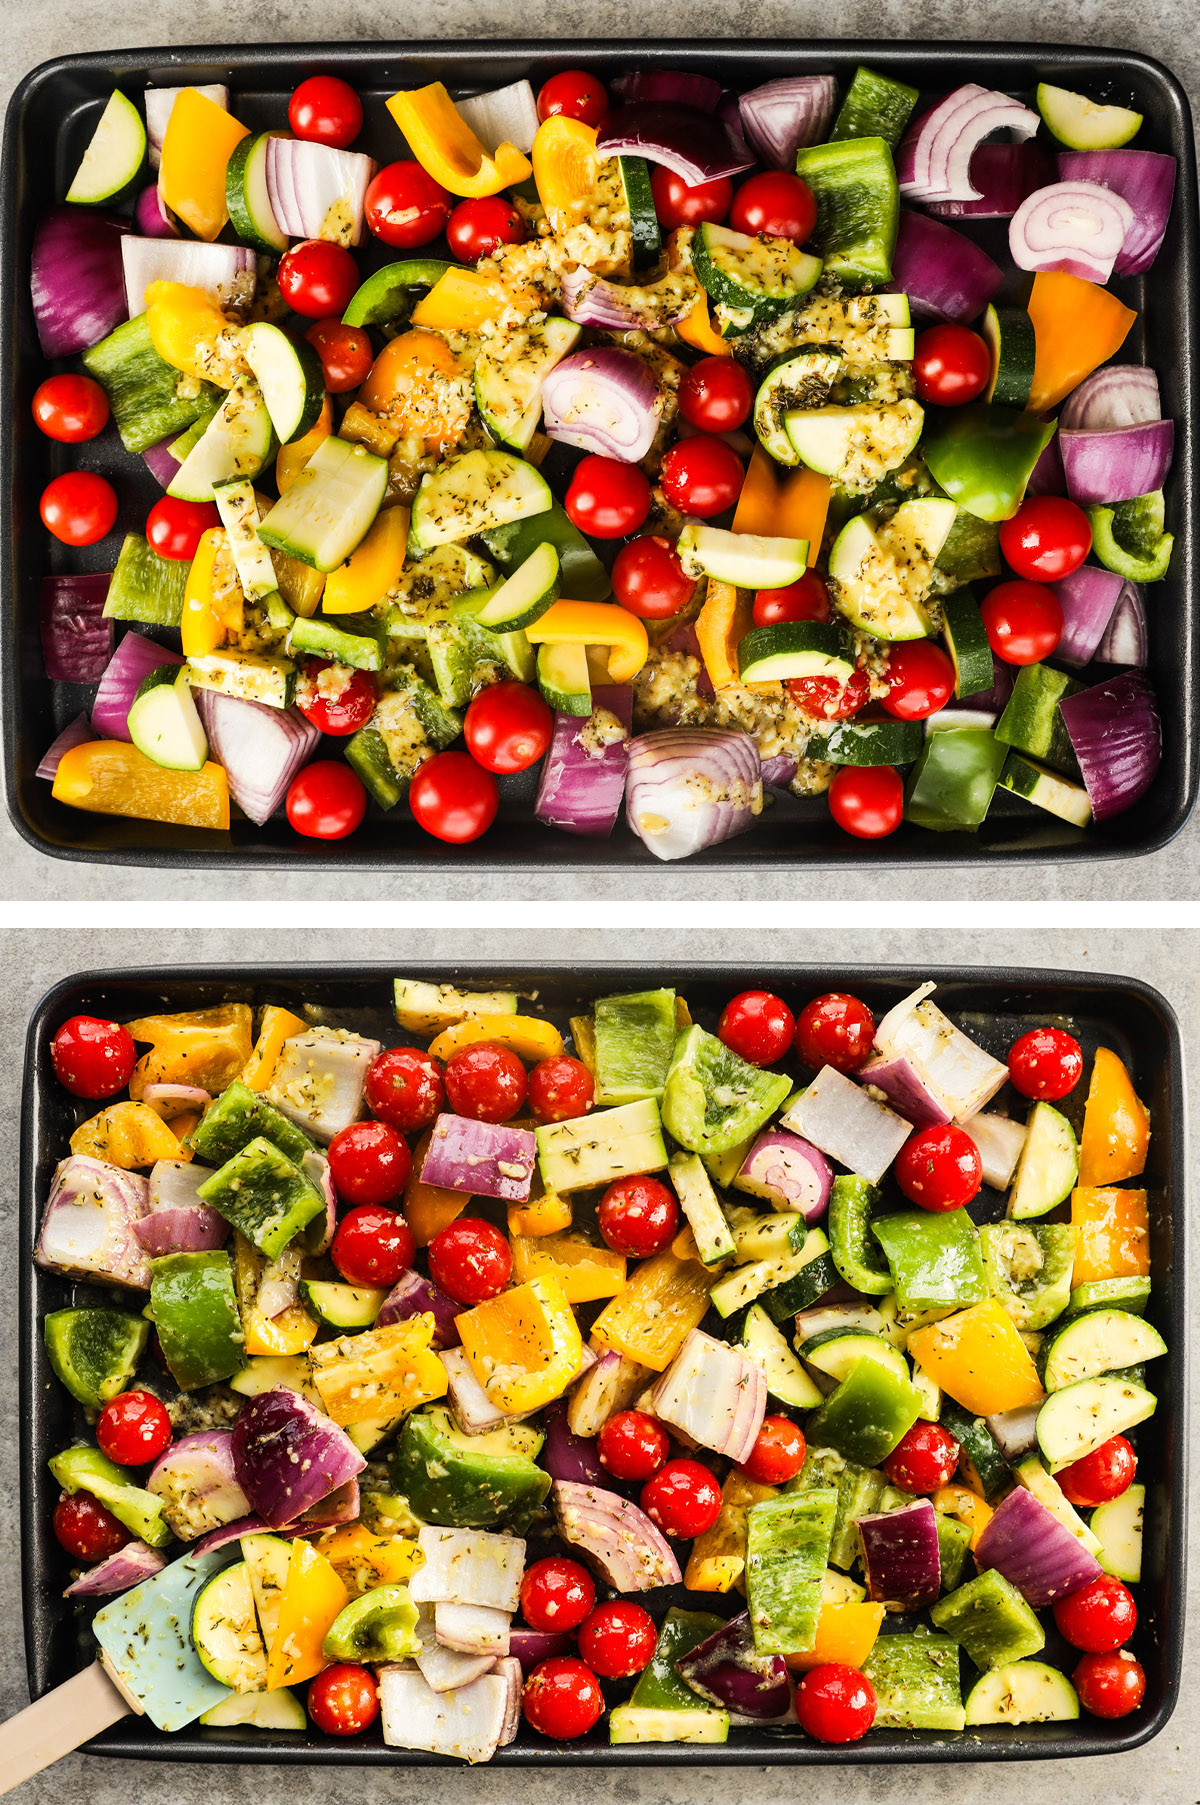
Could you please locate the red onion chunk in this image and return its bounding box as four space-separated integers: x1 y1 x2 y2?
890 209 1002 324
1009 181 1134 283
135 184 178 239
552 1480 682 1590
736 1129 833 1220
36 1155 151 1289
376 1269 461 1347
858 1498 942 1609
760 751 798 785
143 1084 212 1119
542 1403 607 1487
134 1204 228 1256
898 85 1040 204
37 713 93 782
652 1329 766 1463
781 1066 911 1185
924 142 1054 219
963 1113 1027 1190
674 1611 791 1719
1059 420 1174 506
193 1514 272 1555
442 1346 531 1435
542 347 665 463
872 986 1009 1123
300 1149 337 1256
264 137 377 247
31 206 128 358
1059 669 1160 820
41 574 113 683
64 1541 167 1598
975 1485 1102 1607
296 1478 360 1528
535 685 633 839
143 435 184 490
857 1053 953 1130
232 1387 366 1529
120 236 256 317
596 104 755 185
1060 366 1161 434
420 1114 537 1201
567 1346 648 1437
194 687 320 826
985 1403 1042 1462
1056 149 1177 275
1051 565 1126 667
560 265 691 330
738 77 838 169
148 1431 250 1540
612 71 723 111
92 633 184 741
509 1627 573 1669
456 83 540 157
1096 581 1148 668
626 728 762 862
1026 433 1067 499
148 1159 210 1209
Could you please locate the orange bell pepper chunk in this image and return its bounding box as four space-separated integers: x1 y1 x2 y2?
52 741 230 831
532 116 599 219
125 1004 254 1099
265 1539 349 1689
428 1013 565 1064
387 83 531 197
70 1100 187 1168
510 1230 627 1303
907 1298 1044 1416
241 1005 310 1091
1027 271 1137 414
590 1248 715 1371
313 1522 424 1598
1070 1186 1149 1286
779 467 830 566
322 505 410 614
787 1601 885 1672
732 446 782 535
933 1482 994 1550
695 578 756 690
457 1274 583 1413
524 601 649 683
159 88 249 242
676 292 731 357
277 395 333 494
169 1110 201 1145
508 1191 573 1237
405 1127 470 1245
1078 1046 1150 1186
309 1319 448 1425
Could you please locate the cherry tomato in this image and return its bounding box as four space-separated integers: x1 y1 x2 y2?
464 680 553 774
328 1119 412 1206
718 990 795 1066
40 471 117 546
597 1409 670 1482
611 534 694 619
999 495 1093 583
285 762 367 839
447 196 526 262
364 160 452 249
536 70 609 127
96 1391 172 1466
278 239 360 319
1053 1576 1138 1653
650 166 732 231
578 1601 657 1679
1007 1026 1084 1101
640 1458 722 1539
331 1205 415 1288
980 579 1063 665
896 1123 983 1211
598 1174 679 1258
795 993 875 1074
32 373 109 442
428 1218 513 1306
565 454 652 538
912 324 991 407
145 495 219 562
882 1421 961 1493
307 1663 379 1736
753 572 831 628
295 660 377 736
678 357 754 433
527 1054 595 1123
53 1491 130 1562
730 171 818 245
51 1014 137 1098
1074 1648 1146 1719
828 764 905 839
740 1415 807 1485
288 75 363 148
786 667 870 722
522 1656 604 1740
659 434 743 517
364 1046 446 1134
444 1041 528 1122
305 318 373 393
1057 1435 1137 1509
520 1555 596 1632
881 640 956 721
795 1663 878 1743
408 751 499 844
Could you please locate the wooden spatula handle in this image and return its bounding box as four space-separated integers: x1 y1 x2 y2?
0 1660 130 1796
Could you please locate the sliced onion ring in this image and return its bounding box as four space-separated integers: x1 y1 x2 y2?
1008 180 1135 283
625 727 762 862
1060 366 1161 433
596 103 754 185
738 77 838 169
898 83 1040 203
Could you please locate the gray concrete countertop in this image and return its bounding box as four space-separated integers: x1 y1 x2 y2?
0 924 1194 1800
0 1 1196 899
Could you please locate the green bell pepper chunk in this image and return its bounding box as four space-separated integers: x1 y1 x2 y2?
341 259 452 327
871 1208 989 1313
794 136 898 288
323 1585 421 1662
148 1250 244 1390
49 1446 172 1547
187 1079 317 1166
978 1221 1076 1331
630 1607 726 1710
921 405 1056 522
43 1307 149 1411
661 1025 792 1158
1086 489 1174 582
936 1513 972 1591
828 1175 892 1296
805 1360 922 1467
930 1568 1046 1671
905 727 1008 831
746 1489 838 1654
196 1136 326 1260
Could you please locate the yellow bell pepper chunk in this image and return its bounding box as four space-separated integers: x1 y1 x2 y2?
428 1013 565 1064
53 741 230 832
277 395 333 494
532 116 599 219
1078 1047 1150 1187
907 1298 1044 1417
676 292 732 357
933 1483 994 1551
234 1235 319 1357
309 1318 447 1425
508 1191 573 1237
685 1470 778 1592
145 281 233 383
169 1111 201 1145
1070 1186 1149 1286
312 1523 424 1599
70 1101 186 1169
241 1006 310 1092
510 1231 626 1303
786 1601 885 1672
159 88 250 242
323 505 410 613
265 1540 349 1689
457 1274 583 1414
568 1014 597 1074
125 1004 254 1099
410 266 505 331
525 601 649 684
181 528 229 658
590 1249 715 1371
387 83 531 197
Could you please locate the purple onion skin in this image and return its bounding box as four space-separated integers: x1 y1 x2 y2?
889 209 1002 324
40 574 113 682
858 1499 942 1610
1059 421 1174 508
64 1541 166 1597
132 1203 228 1255
542 1403 608 1487
596 103 755 184
509 1627 573 1669
612 70 723 111
1056 149 1177 274
675 1612 791 1718
534 685 634 839
975 1486 1102 1608
375 1269 461 1347
1059 670 1161 821
36 714 93 782
924 143 1054 219
232 1388 365 1529
135 184 178 238
857 1054 951 1131
31 206 128 358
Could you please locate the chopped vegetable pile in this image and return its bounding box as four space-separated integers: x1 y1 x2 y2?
38 974 1162 1754
31 62 1172 854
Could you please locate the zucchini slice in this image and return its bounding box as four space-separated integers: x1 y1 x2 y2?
66 89 146 204
753 347 843 465
258 437 388 572
964 1661 1080 1725
1090 1482 1145 1582
619 156 662 272
677 521 808 589
191 1560 267 1692
226 132 289 253
742 1303 824 1408
167 379 275 504
982 304 1036 409
1006 1102 1079 1220
536 641 592 716
474 318 581 452
126 665 209 772
1040 1308 1167 1393
1036 1375 1156 1470
693 222 823 314
941 590 995 698
1036 83 1144 150
475 540 560 631
409 448 552 553
241 322 325 444
736 622 853 684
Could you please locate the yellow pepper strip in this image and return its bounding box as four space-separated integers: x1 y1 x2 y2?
532 116 598 219
323 506 410 613
933 1483 994 1551
70 1101 185 1168
52 740 232 831
590 1248 715 1371
125 1004 254 1098
508 1191 573 1237
309 1318 448 1425
386 83 531 197
677 292 732 357
510 1230 626 1304
457 1274 583 1413
685 1470 778 1592
265 1540 349 1689
410 266 505 331
1071 1186 1149 1286
277 395 333 494
428 1013 565 1064
145 282 232 383
907 1298 1044 1417
1078 1047 1150 1187
696 578 757 691
241 1005 310 1092
180 528 227 658
159 88 249 242
568 1014 597 1074
169 1110 201 1145
787 1601 885 1672
313 1523 424 1599
524 601 649 684
234 1235 319 1358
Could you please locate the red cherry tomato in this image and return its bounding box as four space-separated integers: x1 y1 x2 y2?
980 579 1063 665
565 454 652 538
881 640 956 721
999 495 1093 583
649 166 732 231
740 1415 807 1485
305 318 373 393
364 160 452 249
730 171 818 245
408 751 499 844
896 1122 983 1211
295 660 378 736
795 1663 878 1743
51 1014 137 1098
145 495 220 562
278 239 360 319
660 434 744 518
527 1054 595 1123
307 1663 379 1736
597 1409 670 1482
1007 1026 1084 1101
678 357 754 433
718 990 796 1066
522 1656 604 1740
828 764 905 839
882 1421 961 1493
640 1458 722 1539
795 993 875 1074
96 1391 172 1466
1057 1435 1137 1509
912 324 991 407
536 70 609 127
520 1556 596 1632
444 1041 528 1122
331 1205 415 1288
328 1119 412 1206
1074 1648 1146 1719
428 1218 513 1306
753 572 831 628
598 1174 679 1258
53 1491 130 1562
1053 1576 1138 1653
40 471 117 546
285 761 367 839
786 667 870 722
288 75 364 148
364 1046 446 1134
578 1601 657 1679
447 196 526 262
464 681 553 774
611 534 695 619
32 373 109 443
